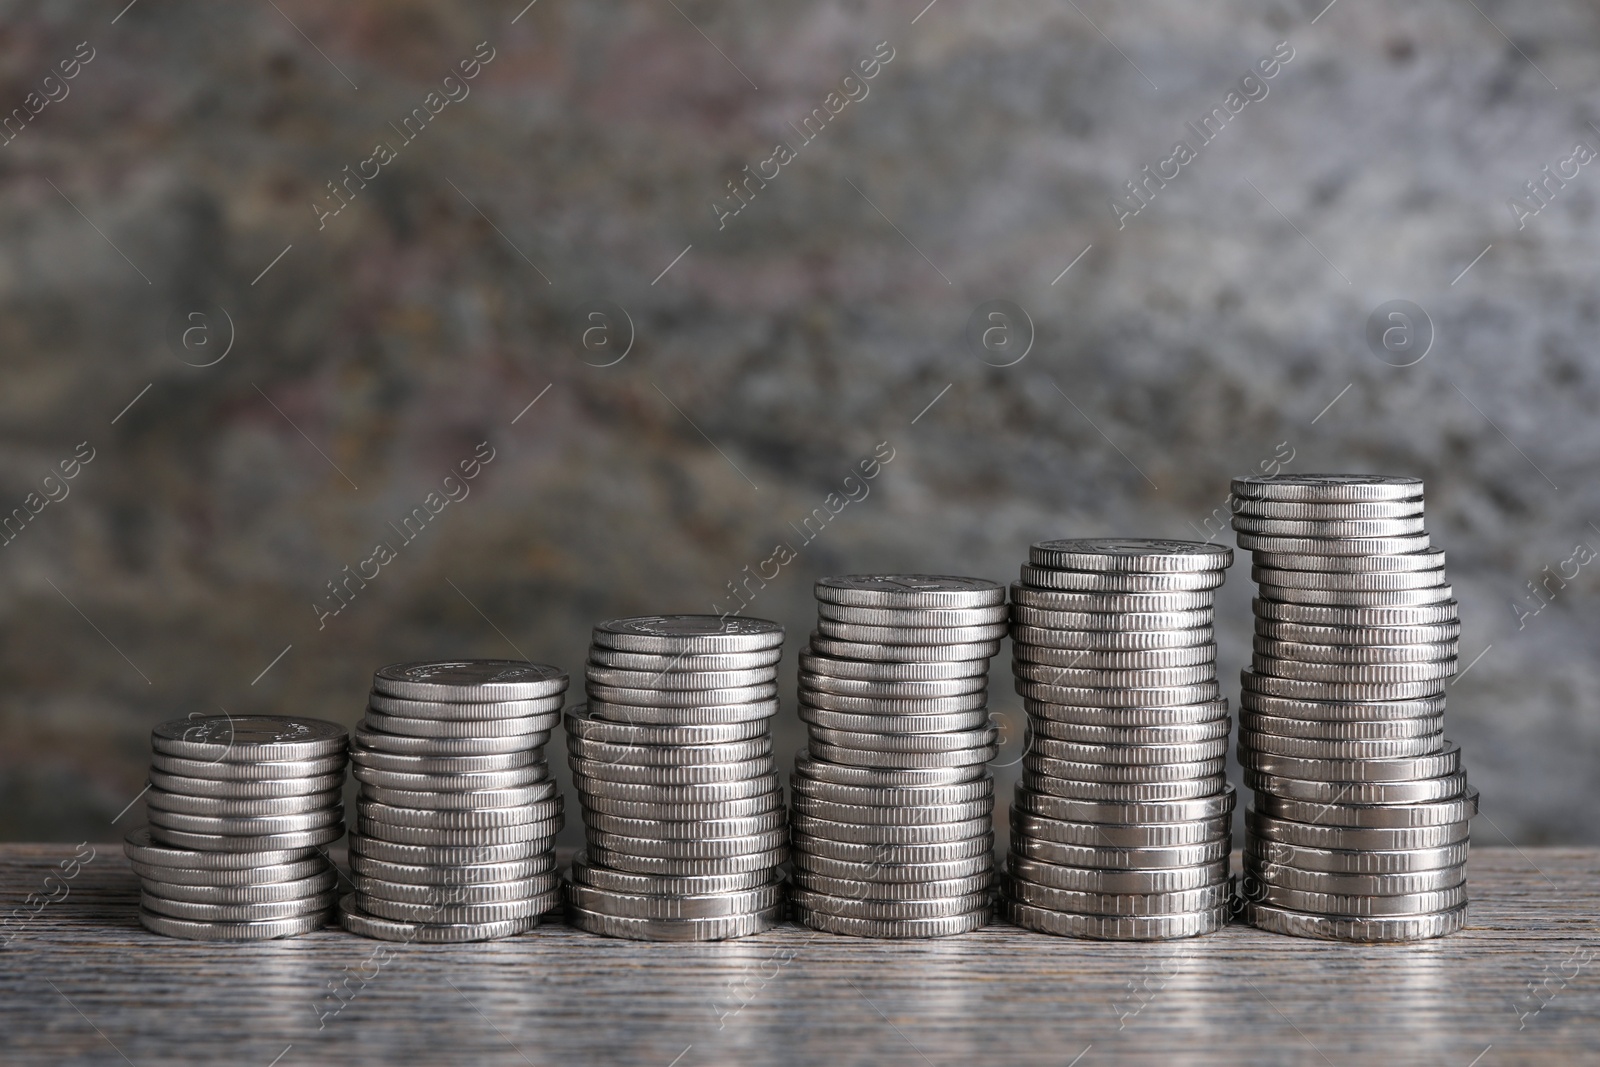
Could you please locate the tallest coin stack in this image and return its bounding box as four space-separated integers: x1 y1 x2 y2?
1232 474 1475 942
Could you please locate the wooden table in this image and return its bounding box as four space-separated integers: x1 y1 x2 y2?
2 844 1595 1066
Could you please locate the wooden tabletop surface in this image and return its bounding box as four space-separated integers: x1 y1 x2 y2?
1 844 1595 1066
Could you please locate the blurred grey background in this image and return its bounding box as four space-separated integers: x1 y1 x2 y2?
1 0 1595 847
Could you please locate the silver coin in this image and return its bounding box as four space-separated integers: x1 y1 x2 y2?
1254 788 1478 828
1245 900 1464 941
1013 642 1218 670
362 709 558 739
793 795 991 826
140 870 338 904
339 896 536 942
128 854 331 886
790 774 993 807
145 788 341 818
805 725 997 754
1020 566 1227 593
150 716 347 763
145 769 344 799
1239 729 1444 760
372 660 568 702
141 890 335 923
358 798 562 829
1011 835 1229 870
582 845 786 878
361 782 557 811
353 765 547 792
1247 837 1469 874
1010 584 1217 613
799 705 992 734
815 620 1009 645
349 748 536 774
357 874 559 906
1241 668 1445 703
1253 598 1459 627
565 704 766 745
1012 662 1216 689
148 807 342 836
794 754 986 787
1231 474 1423 502
816 603 1009 627
1251 656 1457 685
798 672 989 698
809 739 996 769
791 906 990 938
800 690 989 715
583 665 776 691
793 870 993 901
366 692 565 721
1251 881 1466 917
1237 532 1431 556
1252 566 1445 591
1240 710 1442 741
1011 624 1215 651
1014 785 1235 825
357 818 559 848
1240 857 1466 895
799 650 989 681
1234 499 1425 520
585 697 778 726
355 892 554 925
1010 605 1215 632
149 751 347 781
592 615 785 654
1027 737 1228 766
585 682 779 708
808 632 1000 662
1243 769 1469 805
1233 515 1426 538
1257 584 1454 608
149 824 343 852
1251 548 1445 573
790 886 988 921
1005 900 1229 940
1238 690 1446 722
1239 741 1460 782
349 853 556 886
566 882 783 920
570 852 777 895
1027 538 1233 574
1022 698 1230 727
1255 619 1462 648
1011 811 1228 848
814 574 1006 609
792 851 994 884
574 774 779 804
580 790 781 821
1005 877 1230 916
141 908 332 941
582 810 785 840
123 827 312 869
791 831 992 865
586 646 782 672
1246 810 1469 851
349 833 549 866
568 734 771 767
566 903 780 941
1014 681 1222 709
584 827 786 860
1252 636 1458 665
1021 773 1224 803
791 814 990 846
1006 855 1228 894
1029 716 1231 746
354 727 545 757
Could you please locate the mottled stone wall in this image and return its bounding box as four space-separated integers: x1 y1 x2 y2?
1 0 1595 844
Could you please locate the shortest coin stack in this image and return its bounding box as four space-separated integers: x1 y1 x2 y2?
340 660 568 943
126 715 348 940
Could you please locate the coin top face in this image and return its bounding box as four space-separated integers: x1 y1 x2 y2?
374 660 566 690
1232 473 1424 500
153 716 345 748
817 575 1003 595
1032 538 1233 565
595 616 784 640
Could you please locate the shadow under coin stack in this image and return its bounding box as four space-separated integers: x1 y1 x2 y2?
566 616 787 940
340 660 568 943
127 716 347 940
1002 539 1236 940
1233 473 1475 942
790 575 1006 938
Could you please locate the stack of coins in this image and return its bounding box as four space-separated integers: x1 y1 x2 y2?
790 575 1006 938
339 660 568 943
1232 473 1475 942
126 715 347 940
566 616 787 940
1001 538 1236 940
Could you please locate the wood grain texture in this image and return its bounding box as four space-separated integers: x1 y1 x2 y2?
0 844 1596 1066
